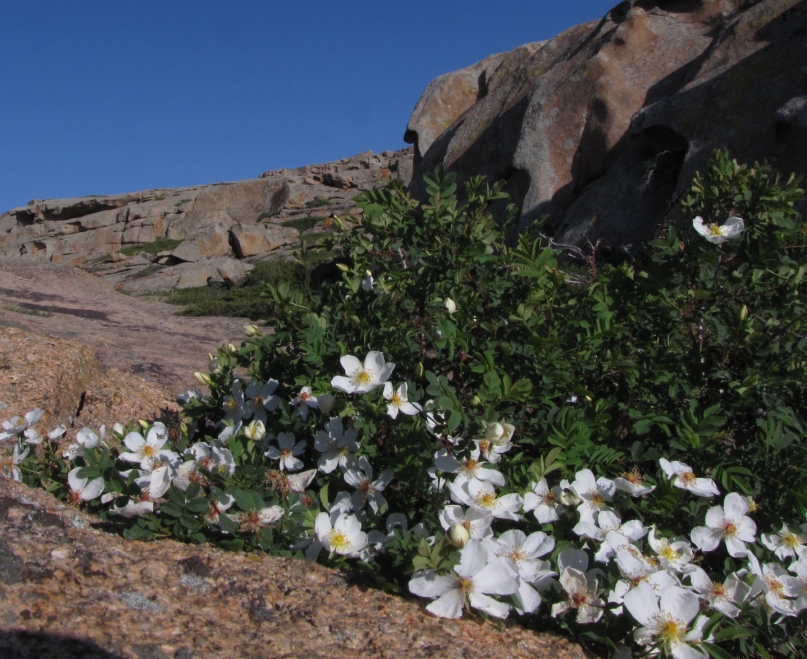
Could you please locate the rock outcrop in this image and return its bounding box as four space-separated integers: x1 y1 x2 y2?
405 0 807 252
0 149 413 293
0 475 592 659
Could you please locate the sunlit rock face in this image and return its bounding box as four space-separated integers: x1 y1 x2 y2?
406 0 807 253
0 148 413 292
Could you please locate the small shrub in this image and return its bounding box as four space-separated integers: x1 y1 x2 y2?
11 155 807 658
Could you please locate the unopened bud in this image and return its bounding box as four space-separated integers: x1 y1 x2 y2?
739 305 749 322
447 523 470 548
470 395 482 407
227 343 238 354
445 298 457 314
194 372 213 386
244 324 260 337
138 419 149 430
336 263 350 272
415 362 424 378
112 422 126 435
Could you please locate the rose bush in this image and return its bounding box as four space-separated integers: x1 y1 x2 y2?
4 150 806 657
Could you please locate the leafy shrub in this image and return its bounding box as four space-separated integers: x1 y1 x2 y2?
10 153 807 658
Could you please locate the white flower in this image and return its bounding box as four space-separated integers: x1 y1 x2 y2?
314 511 368 557
382 382 421 418
659 458 720 497
475 422 515 464
361 272 374 291
264 432 307 472
613 469 656 497
408 539 519 619
493 529 556 614
134 464 174 499
551 550 605 624
243 379 280 425
569 469 616 524
438 505 493 541
624 582 708 658
449 480 522 521
67 467 105 503
119 423 176 472
761 523 807 561
221 380 246 424
204 493 236 529
749 562 803 617
645 528 694 573
290 387 318 420
434 447 504 488
331 351 394 394
444 298 457 314
112 499 154 517
63 426 105 461
314 417 359 474
685 566 750 618
691 492 757 558
523 478 564 524
1 443 30 482
343 455 393 514
693 215 744 244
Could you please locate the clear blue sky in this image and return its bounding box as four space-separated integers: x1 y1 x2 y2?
0 1 607 213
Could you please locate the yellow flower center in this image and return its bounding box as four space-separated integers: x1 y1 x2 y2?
352 369 373 386
329 529 352 553
680 471 696 486
461 459 478 475
458 577 473 594
766 576 784 596
390 393 403 406
783 531 803 549
475 492 497 509
708 223 722 237
723 521 738 537
658 617 685 644
226 399 237 410
659 545 678 561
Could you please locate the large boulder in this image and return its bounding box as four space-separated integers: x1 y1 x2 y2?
406 0 807 252
230 223 299 258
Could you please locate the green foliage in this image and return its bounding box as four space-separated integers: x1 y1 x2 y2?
163 250 336 318
17 153 807 657
119 237 183 256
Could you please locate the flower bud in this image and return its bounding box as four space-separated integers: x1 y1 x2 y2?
739 305 749 322
470 395 482 407
227 343 238 354
447 523 470 548
138 419 149 430
244 324 260 337
112 422 126 435
194 372 213 386
445 298 457 314
336 263 350 272
415 362 424 378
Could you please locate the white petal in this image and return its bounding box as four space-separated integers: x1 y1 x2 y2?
409 571 456 599
624 581 658 626
425 588 465 619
